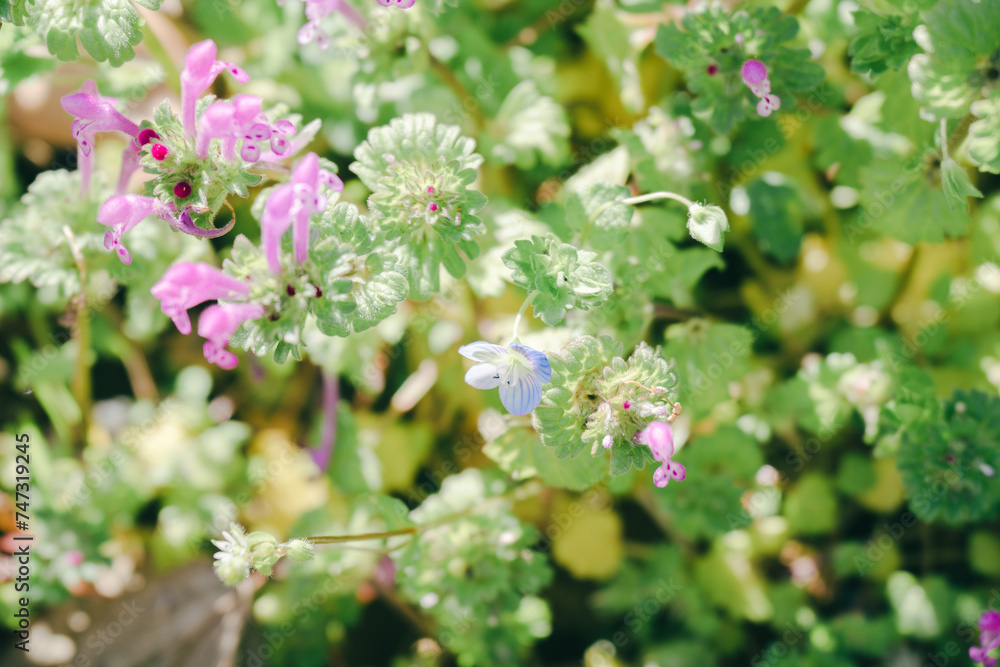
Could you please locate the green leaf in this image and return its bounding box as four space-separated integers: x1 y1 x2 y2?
483 422 606 491
895 390 1000 524
349 113 488 299
29 0 163 66
746 179 802 262
847 9 921 77
853 152 970 244
686 204 729 252
653 5 824 133
0 1 33 25
784 473 838 535
487 80 570 169
565 183 634 247
661 319 752 420
502 234 613 326
940 155 983 211
968 92 1000 173
533 335 623 458
907 0 1000 119
658 426 764 540
577 0 642 112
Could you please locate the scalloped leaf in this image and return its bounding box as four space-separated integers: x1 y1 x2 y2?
502 234 613 326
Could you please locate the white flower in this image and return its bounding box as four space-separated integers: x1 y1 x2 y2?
211 524 252 586
458 341 552 415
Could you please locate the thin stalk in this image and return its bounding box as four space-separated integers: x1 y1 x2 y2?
429 55 486 128
621 191 694 208
63 226 91 446
308 527 418 544
511 291 537 342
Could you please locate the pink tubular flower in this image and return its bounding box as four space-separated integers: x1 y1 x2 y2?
98 195 235 264
636 421 686 488
971 611 1000 666
151 262 252 335
198 303 266 370
741 59 781 118
196 94 296 162
97 195 173 264
180 40 250 138
261 152 344 274
60 80 142 196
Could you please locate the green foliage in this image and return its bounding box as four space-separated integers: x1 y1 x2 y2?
486 81 570 168
907 0 1000 120
349 113 488 299
895 389 1000 524
502 234 613 326
22 0 163 66
565 182 635 248
654 5 824 133
746 179 802 261
393 470 553 666
847 10 921 77
662 319 753 420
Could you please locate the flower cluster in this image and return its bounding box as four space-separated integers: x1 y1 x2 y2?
741 59 781 117
635 421 686 488
212 523 314 586
61 39 306 266
971 611 1000 666
151 262 262 370
261 152 343 274
459 341 552 415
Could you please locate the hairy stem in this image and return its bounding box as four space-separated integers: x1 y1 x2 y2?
511 291 538 342
63 226 91 447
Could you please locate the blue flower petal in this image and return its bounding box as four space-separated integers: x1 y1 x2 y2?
510 342 551 384
458 341 509 363
465 363 501 389
498 373 542 415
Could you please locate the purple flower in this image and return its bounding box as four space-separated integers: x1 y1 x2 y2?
261 152 344 273
741 59 781 118
971 611 1000 666
377 0 416 6
98 194 237 264
280 0 369 49
458 341 551 415
151 262 252 335
196 95 296 162
636 421 686 488
180 40 250 138
60 80 142 196
198 303 266 370
97 195 173 264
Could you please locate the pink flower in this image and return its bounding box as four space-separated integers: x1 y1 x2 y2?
198 303 266 370
261 152 344 274
741 59 781 118
97 195 173 264
97 195 235 264
180 40 250 138
196 95 297 162
636 421 686 488
60 80 142 196
151 262 251 335
377 0 415 7
971 611 1000 666
280 0 369 49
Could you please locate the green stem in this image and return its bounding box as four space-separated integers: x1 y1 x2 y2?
511 291 538 342
579 190 694 245
63 226 91 448
946 113 976 156
429 54 486 128
307 527 417 544
621 191 694 208
305 481 543 546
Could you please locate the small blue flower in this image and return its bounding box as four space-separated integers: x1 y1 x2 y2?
458 341 552 415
